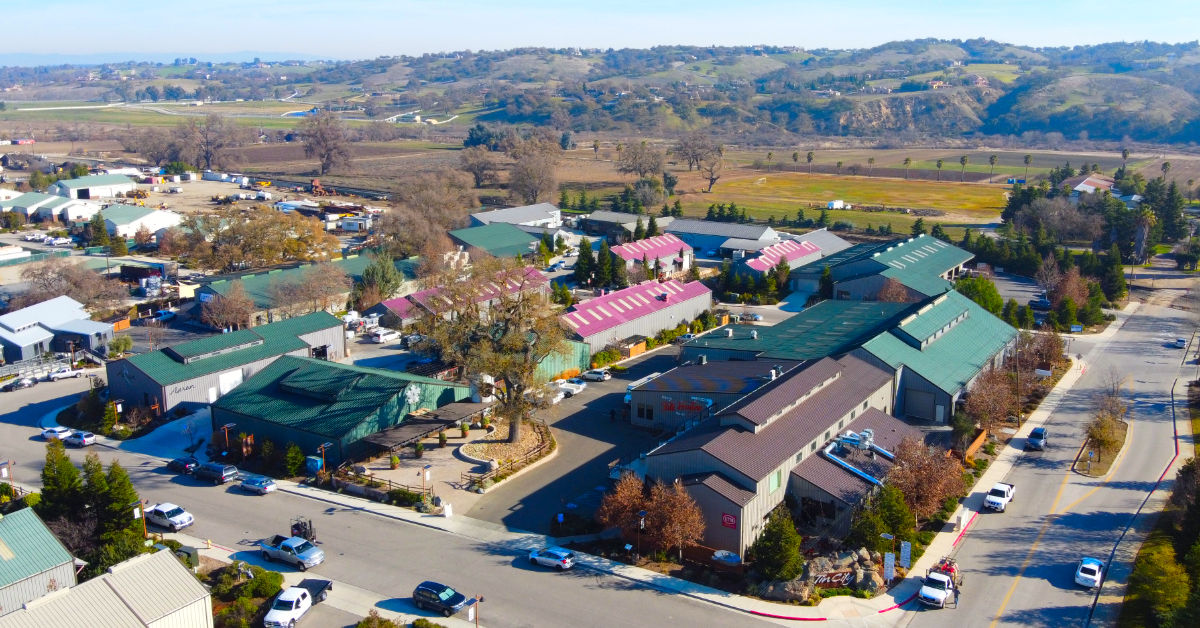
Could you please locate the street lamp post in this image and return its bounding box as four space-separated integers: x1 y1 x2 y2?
637 510 648 560
1012 347 1023 427
130 500 147 539
317 442 334 477
472 595 485 628
420 464 432 495
220 423 237 454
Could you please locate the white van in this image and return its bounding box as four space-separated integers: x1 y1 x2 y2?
624 372 662 404
371 328 400 344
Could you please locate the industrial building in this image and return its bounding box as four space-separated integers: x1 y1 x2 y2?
211 356 473 467
0 550 213 628
665 219 780 255
193 255 420 328
789 235 973 301
785 228 852 256
609 234 693 274
448 223 541 259
101 205 183 238
627 359 800 430
0 509 77 618
577 211 674 242
407 266 549 320
740 239 821 278
107 311 347 414
680 290 1017 424
0 296 114 363
560 280 712 353
48 174 137 200
469 203 562 229
0 193 101 222
643 355 908 556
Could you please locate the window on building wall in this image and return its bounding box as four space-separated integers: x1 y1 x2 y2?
636 404 645 419
863 401 868 410
810 441 817 452
838 419 844 429
795 452 803 464
824 430 830 441
769 469 782 493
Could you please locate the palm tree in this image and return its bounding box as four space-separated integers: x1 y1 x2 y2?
903 157 912 179
1023 154 1033 181
792 151 799 169
959 155 969 182
936 159 944 181
1121 148 1130 170
836 161 844 175
989 154 998 180
1162 161 1172 180
807 151 815 174
1134 208 1157 262
766 152 774 171
868 157 876 177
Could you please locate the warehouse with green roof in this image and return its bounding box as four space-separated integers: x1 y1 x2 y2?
106 311 347 413
789 234 973 302
193 254 420 327
448 223 540 259
211 355 473 466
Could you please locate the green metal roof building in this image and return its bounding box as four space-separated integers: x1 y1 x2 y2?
195 255 421 327
448 223 540 259
48 173 137 200
106 311 348 414
789 235 973 302
0 509 77 616
211 355 473 466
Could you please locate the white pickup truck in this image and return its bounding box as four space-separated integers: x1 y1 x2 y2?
47 366 85 381
983 482 1016 512
263 579 332 628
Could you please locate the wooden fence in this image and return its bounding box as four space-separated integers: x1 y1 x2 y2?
460 419 552 486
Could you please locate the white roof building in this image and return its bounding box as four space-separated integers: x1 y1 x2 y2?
470 203 562 229
48 174 137 200
101 205 183 238
0 550 213 628
0 193 101 222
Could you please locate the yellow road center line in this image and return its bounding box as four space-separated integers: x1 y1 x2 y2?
986 467 1073 628
1059 419 1134 515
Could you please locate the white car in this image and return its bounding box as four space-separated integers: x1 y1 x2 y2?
371 328 400 344
555 378 587 398
48 366 84 381
49 237 73 246
526 388 564 406
1075 557 1104 589
528 546 576 571
581 369 611 382
22 233 44 242
63 430 96 447
41 426 71 440
144 503 194 531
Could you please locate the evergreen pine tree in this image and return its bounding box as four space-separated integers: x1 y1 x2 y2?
750 508 804 580
38 441 83 521
109 236 128 256
819 266 834 299
911 218 927 236
706 205 716 220
661 204 670 217
745 274 757 295
688 262 701 281
559 189 571 209
817 209 830 227
90 214 110 246
103 461 140 537
672 199 683 216
1017 305 1033 329
596 240 612 287
1102 243 1127 301
718 259 732 291
578 190 588 208
642 253 650 277
931 223 949 242
613 258 628 288
960 228 973 249
647 215 659 238
633 217 645 241
1003 298 1019 328
574 237 594 285
82 452 109 516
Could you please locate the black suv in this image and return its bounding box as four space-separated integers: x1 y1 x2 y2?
167 456 200 474
412 581 469 618
193 463 239 485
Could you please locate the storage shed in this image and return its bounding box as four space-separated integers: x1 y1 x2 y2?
0 509 77 618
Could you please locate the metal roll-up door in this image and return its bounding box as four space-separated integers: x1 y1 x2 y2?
905 389 936 420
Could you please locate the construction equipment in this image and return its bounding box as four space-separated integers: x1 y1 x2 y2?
125 189 149 199
310 179 333 197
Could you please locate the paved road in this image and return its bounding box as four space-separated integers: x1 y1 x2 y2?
0 360 773 628
908 303 1188 628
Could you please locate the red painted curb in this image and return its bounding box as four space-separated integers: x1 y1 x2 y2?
952 512 978 547
747 611 828 621
878 592 920 613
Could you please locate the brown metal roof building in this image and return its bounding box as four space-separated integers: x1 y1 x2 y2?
644 355 900 556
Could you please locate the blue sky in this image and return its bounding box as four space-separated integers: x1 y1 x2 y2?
8 1 1199 60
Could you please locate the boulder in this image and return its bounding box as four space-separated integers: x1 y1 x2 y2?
832 551 857 570
871 551 883 563
857 547 871 563
857 570 886 595
805 556 833 579
762 578 811 604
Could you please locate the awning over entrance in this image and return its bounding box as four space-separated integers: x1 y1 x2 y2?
361 400 495 450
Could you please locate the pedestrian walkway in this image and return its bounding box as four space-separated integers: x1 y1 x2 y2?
38 404 211 462
164 531 486 628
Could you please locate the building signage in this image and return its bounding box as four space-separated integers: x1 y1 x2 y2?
812 570 854 589
900 541 911 569
663 399 706 414
721 513 737 529
884 552 895 582
170 383 196 395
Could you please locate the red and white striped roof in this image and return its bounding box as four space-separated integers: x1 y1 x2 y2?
611 234 690 263
409 266 547 314
560 280 712 339
745 239 821 272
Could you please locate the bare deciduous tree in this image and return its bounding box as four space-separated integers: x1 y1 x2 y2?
508 152 558 205
377 169 477 258
458 145 498 188
886 436 966 521
645 480 706 561
616 141 665 179
201 280 255 330
1035 255 1062 295
699 154 723 192
672 133 714 171
299 111 352 175
963 367 1015 434
15 257 126 312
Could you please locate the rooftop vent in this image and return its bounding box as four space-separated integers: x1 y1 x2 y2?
698 354 707 365
725 328 734 338
751 330 758 340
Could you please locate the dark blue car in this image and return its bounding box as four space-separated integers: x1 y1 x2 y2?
412 581 469 617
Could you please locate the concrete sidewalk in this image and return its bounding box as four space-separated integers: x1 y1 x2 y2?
38 404 211 462
165 531 486 628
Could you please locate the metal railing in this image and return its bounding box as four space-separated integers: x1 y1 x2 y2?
0 354 70 380
0 249 69 268
333 468 434 498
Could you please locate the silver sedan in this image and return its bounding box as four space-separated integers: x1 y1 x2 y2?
529 546 576 571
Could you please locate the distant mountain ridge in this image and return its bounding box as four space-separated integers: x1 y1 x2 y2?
0 51 331 66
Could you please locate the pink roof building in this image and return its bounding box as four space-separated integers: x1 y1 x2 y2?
610 234 693 271
560 279 713 352
408 266 548 315
744 239 821 274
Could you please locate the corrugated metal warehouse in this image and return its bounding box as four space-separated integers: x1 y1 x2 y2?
107 311 347 413
561 280 713 353
0 509 77 618
210 356 473 466
627 360 800 430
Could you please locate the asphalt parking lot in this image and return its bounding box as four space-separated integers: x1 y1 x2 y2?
992 271 1042 305
465 346 682 533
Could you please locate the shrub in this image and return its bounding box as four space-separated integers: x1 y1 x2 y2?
356 609 403 628
284 443 305 477
414 442 424 458
592 348 622 368
438 431 447 448
215 596 257 628
387 488 422 506
973 458 989 472
749 507 804 580
411 619 448 628
241 566 283 599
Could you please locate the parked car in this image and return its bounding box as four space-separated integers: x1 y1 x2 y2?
371 328 400 344
48 366 84 381
747 313 764 322
263 579 332 628
239 475 277 495
1025 427 1048 451
526 388 564 406
1176 338 1188 348
49 237 72 246
144 503 195 531
676 333 697 344
260 535 325 571
581 369 611 382
412 581 469 618
528 546 576 571
555 378 587 397
1075 557 1105 589
705 249 718 257
193 462 239 485
22 233 44 242
167 456 200 474
41 425 71 440
152 310 176 323
63 430 96 447
403 333 424 348
983 482 1016 512
1028 298 1053 312
3 377 38 392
